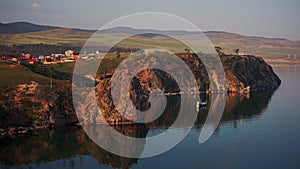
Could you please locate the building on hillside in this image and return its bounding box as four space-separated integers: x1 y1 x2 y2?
22 53 31 59
65 50 80 60
28 57 37 64
144 49 155 55
72 52 80 60
238 50 248 56
45 55 52 62
65 50 74 58
1 56 12 60
11 58 18 62
51 54 65 62
38 55 45 62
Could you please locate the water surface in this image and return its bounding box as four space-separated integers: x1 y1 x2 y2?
1 65 299 169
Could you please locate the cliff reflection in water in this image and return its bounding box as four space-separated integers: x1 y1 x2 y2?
0 90 275 169
195 91 274 131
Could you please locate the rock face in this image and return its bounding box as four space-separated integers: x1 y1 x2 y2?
78 54 281 125
92 69 180 124
221 55 281 92
0 81 77 130
0 54 281 130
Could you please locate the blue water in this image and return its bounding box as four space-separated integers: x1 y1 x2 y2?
1 65 299 169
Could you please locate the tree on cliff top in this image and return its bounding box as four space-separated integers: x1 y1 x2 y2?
215 46 224 56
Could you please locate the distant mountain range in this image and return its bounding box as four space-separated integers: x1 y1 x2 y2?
0 22 289 39
0 22 60 34
0 22 95 34
0 22 216 35
0 22 299 59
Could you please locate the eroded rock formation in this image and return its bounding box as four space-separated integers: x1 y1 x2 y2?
0 54 281 130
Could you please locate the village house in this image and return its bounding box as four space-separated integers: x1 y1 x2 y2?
28 56 38 64
22 53 31 59
72 52 80 60
65 50 74 59
51 54 65 62
65 50 80 60
238 50 248 56
144 49 155 55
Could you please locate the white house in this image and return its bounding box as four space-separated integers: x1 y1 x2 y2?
65 50 74 58
238 50 248 56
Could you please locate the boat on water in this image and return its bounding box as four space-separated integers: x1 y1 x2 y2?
196 101 207 111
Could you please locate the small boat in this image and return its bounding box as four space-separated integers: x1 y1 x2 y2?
196 101 207 111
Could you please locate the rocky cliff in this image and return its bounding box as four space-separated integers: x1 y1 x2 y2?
76 53 281 125
0 80 77 134
0 54 281 132
221 55 281 92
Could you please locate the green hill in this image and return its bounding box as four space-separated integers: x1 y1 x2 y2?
0 61 52 88
0 22 300 59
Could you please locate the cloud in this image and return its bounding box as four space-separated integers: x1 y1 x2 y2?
31 2 39 8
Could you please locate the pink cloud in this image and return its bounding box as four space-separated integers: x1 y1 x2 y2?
31 2 39 8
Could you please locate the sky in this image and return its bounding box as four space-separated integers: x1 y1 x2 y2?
1 0 300 40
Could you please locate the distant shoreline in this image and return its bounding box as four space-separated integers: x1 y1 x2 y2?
265 58 300 66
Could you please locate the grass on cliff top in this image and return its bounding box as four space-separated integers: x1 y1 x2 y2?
44 53 130 76
0 52 129 90
0 61 53 88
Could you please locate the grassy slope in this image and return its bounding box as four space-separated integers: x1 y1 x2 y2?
116 35 188 52
0 61 52 88
14 53 130 80
1 28 300 59
0 28 91 46
205 32 300 59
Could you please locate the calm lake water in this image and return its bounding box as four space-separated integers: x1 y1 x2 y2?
1 65 300 169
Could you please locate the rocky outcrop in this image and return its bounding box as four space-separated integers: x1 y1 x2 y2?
76 54 280 125
0 54 281 131
0 81 77 132
221 55 281 92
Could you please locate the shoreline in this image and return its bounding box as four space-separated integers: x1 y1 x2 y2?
265 58 300 66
